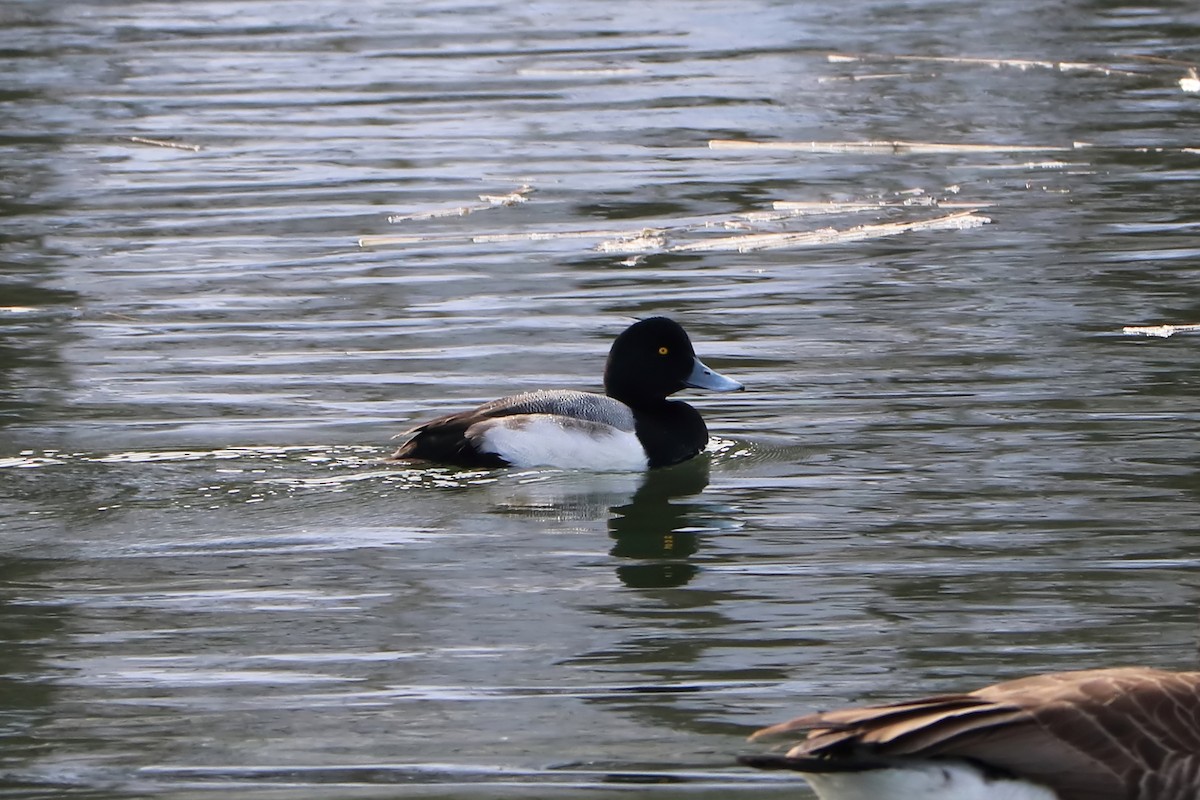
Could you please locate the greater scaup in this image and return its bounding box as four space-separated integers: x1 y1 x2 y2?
388 316 743 470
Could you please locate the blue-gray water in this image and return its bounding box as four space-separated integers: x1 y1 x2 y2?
4 1 1200 798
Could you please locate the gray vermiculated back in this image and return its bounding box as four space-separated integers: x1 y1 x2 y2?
478 390 637 431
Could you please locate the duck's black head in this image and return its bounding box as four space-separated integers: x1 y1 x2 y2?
603 317 742 407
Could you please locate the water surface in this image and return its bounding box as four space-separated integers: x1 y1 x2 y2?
4 1 1200 798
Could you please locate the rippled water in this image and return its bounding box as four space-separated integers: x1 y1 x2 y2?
4 1 1200 797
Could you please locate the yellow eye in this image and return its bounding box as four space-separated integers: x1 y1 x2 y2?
658 346 669 355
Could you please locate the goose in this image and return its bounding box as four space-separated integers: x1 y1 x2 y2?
388 316 743 470
739 666 1200 800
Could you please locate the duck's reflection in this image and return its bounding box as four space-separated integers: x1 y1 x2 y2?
609 458 710 588
484 457 716 588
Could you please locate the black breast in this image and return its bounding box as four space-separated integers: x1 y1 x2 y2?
633 401 709 468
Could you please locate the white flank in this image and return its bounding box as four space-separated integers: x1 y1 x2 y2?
472 415 649 471
805 762 1058 800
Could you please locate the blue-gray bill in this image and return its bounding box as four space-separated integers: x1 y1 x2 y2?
684 357 744 392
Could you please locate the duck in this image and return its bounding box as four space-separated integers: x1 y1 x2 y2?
738 666 1200 800
388 316 743 470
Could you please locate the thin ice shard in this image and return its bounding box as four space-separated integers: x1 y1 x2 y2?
709 139 1074 154
666 212 991 254
1122 323 1200 338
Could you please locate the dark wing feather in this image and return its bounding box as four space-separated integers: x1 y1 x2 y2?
388 406 509 467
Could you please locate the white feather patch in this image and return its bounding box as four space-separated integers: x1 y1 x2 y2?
804 762 1058 800
469 414 648 471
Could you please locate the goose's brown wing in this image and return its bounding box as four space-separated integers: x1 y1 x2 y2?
744 667 1200 800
